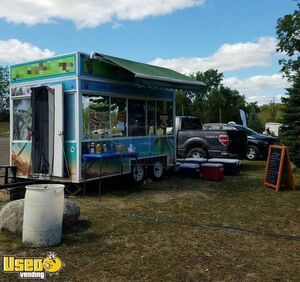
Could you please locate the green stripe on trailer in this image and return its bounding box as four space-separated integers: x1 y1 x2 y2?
11 55 76 83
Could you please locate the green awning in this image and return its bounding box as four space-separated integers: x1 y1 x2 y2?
92 53 205 91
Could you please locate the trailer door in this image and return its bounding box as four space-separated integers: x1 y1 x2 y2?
31 85 64 177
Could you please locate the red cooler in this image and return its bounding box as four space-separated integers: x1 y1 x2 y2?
201 163 224 181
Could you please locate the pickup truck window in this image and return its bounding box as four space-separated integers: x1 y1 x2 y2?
245 127 257 136
182 118 202 130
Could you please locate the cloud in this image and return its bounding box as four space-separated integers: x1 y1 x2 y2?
0 0 205 29
0 39 54 64
150 37 277 74
223 74 290 104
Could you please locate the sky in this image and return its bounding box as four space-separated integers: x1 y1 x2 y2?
0 0 296 105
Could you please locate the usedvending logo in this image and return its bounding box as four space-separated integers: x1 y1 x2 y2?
2 252 64 279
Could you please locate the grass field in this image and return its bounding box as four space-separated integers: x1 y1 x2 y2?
0 161 299 281
0 121 9 137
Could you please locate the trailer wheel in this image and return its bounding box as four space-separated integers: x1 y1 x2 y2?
131 164 145 185
149 161 164 181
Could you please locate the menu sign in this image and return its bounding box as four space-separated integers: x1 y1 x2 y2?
264 145 296 191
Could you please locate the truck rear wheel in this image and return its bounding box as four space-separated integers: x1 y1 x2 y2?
187 147 208 159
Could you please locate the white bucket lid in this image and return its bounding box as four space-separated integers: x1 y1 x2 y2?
185 158 208 162
208 158 240 164
25 184 65 190
180 163 200 168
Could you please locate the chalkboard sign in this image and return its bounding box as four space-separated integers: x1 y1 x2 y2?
264 145 296 191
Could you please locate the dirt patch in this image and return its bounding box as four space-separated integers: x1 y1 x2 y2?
149 190 211 204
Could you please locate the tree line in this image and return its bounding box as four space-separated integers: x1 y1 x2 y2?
176 69 284 133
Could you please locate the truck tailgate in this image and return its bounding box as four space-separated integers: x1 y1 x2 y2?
227 130 247 158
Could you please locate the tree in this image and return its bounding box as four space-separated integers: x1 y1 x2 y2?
280 74 300 166
189 69 224 121
0 66 9 121
276 1 300 79
276 1 300 166
191 69 223 94
188 69 247 123
258 101 285 125
246 102 263 133
175 90 192 116
204 86 246 123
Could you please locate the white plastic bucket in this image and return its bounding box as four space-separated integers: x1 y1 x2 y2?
22 184 64 247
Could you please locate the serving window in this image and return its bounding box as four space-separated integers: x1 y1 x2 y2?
147 100 156 135
111 97 127 137
128 99 146 136
156 101 173 135
82 94 110 139
82 93 173 140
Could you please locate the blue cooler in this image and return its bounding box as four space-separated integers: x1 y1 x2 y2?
208 158 241 175
183 158 208 169
179 163 200 178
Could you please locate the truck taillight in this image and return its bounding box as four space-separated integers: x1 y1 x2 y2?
218 135 229 146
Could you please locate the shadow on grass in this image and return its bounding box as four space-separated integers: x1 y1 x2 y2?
80 170 265 201
62 219 98 245
82 175 142 198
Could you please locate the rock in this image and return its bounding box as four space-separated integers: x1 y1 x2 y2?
63 199 81 228
0 199 80 232
0 199 24 232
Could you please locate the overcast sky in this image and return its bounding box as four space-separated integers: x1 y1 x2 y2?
0 0 296 104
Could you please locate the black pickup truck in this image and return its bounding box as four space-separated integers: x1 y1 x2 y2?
176 116 247 159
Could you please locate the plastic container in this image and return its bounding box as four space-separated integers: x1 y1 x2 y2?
179 163 200 178
184 158 208 169
22 184 65 247
201 163 224 181
208 158 240 175
90 143 95 153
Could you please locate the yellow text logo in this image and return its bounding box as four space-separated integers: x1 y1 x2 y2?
2 253 64 280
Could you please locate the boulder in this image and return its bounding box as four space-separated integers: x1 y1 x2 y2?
0 198 80 233
0 199 23 232
63 199 81 228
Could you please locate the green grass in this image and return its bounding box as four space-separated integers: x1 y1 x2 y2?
0 121 9 137
0 161 299 281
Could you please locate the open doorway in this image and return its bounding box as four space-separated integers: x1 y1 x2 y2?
31 85 64 177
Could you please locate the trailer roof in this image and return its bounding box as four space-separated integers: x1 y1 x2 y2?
93 53 205 91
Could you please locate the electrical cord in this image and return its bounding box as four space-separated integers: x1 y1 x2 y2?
72 197 300 242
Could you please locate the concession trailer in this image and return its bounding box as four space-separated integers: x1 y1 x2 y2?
10 52 203 184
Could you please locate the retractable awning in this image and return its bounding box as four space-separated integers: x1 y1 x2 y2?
91 53 205 91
